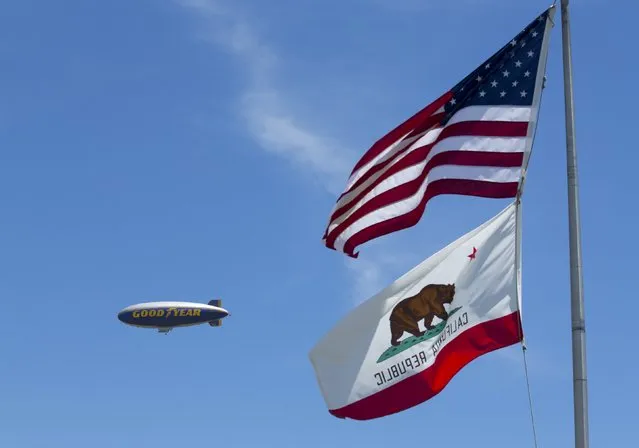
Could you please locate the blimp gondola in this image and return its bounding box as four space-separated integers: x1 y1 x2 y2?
117 299 229 334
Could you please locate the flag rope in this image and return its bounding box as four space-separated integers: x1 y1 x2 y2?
517 7 552 446
522 344 539 448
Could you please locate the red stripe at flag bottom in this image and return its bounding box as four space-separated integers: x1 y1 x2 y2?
328 311 522 420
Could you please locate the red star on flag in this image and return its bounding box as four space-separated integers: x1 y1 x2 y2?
468 247 477 260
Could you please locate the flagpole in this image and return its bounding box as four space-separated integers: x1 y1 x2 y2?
559 1 589 447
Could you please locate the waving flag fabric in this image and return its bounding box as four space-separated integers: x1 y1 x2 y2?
322 7 555 257
310 201 522 420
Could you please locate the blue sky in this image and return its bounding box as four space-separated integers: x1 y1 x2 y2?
1 0 635 446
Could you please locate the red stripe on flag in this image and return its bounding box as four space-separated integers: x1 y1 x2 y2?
328 120 527 224
339 111 447 198
349 92 453 176
328 311 522 420
325 151 523 253
342 119 528 203
340 178 518 257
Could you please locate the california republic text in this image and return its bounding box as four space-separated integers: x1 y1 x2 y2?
374 351 428 386
431 312 469 357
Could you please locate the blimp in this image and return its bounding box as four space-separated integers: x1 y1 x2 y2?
117 299 229 334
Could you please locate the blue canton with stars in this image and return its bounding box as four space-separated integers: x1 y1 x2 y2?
442 8 552 121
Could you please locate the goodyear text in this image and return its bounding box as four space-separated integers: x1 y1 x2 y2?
132 308 201 318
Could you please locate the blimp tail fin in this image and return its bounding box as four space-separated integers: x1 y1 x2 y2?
208 299 225 327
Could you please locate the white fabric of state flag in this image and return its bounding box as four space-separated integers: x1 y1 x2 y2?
309 201 523 420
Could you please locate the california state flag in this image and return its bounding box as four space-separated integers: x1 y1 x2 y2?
309 201 523 420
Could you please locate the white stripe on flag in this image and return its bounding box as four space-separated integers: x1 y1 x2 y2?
328 134 527 234
332 166 520 253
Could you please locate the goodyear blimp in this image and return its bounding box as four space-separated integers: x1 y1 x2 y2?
117 299 229 334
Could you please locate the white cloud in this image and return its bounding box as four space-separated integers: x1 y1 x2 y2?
239 89 353 194
345 255 397 304
175 0 399 298
175 0 354 194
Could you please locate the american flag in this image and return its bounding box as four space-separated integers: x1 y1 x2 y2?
322 6 555 258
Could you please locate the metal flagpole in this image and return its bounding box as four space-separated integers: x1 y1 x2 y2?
559 1 589 447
